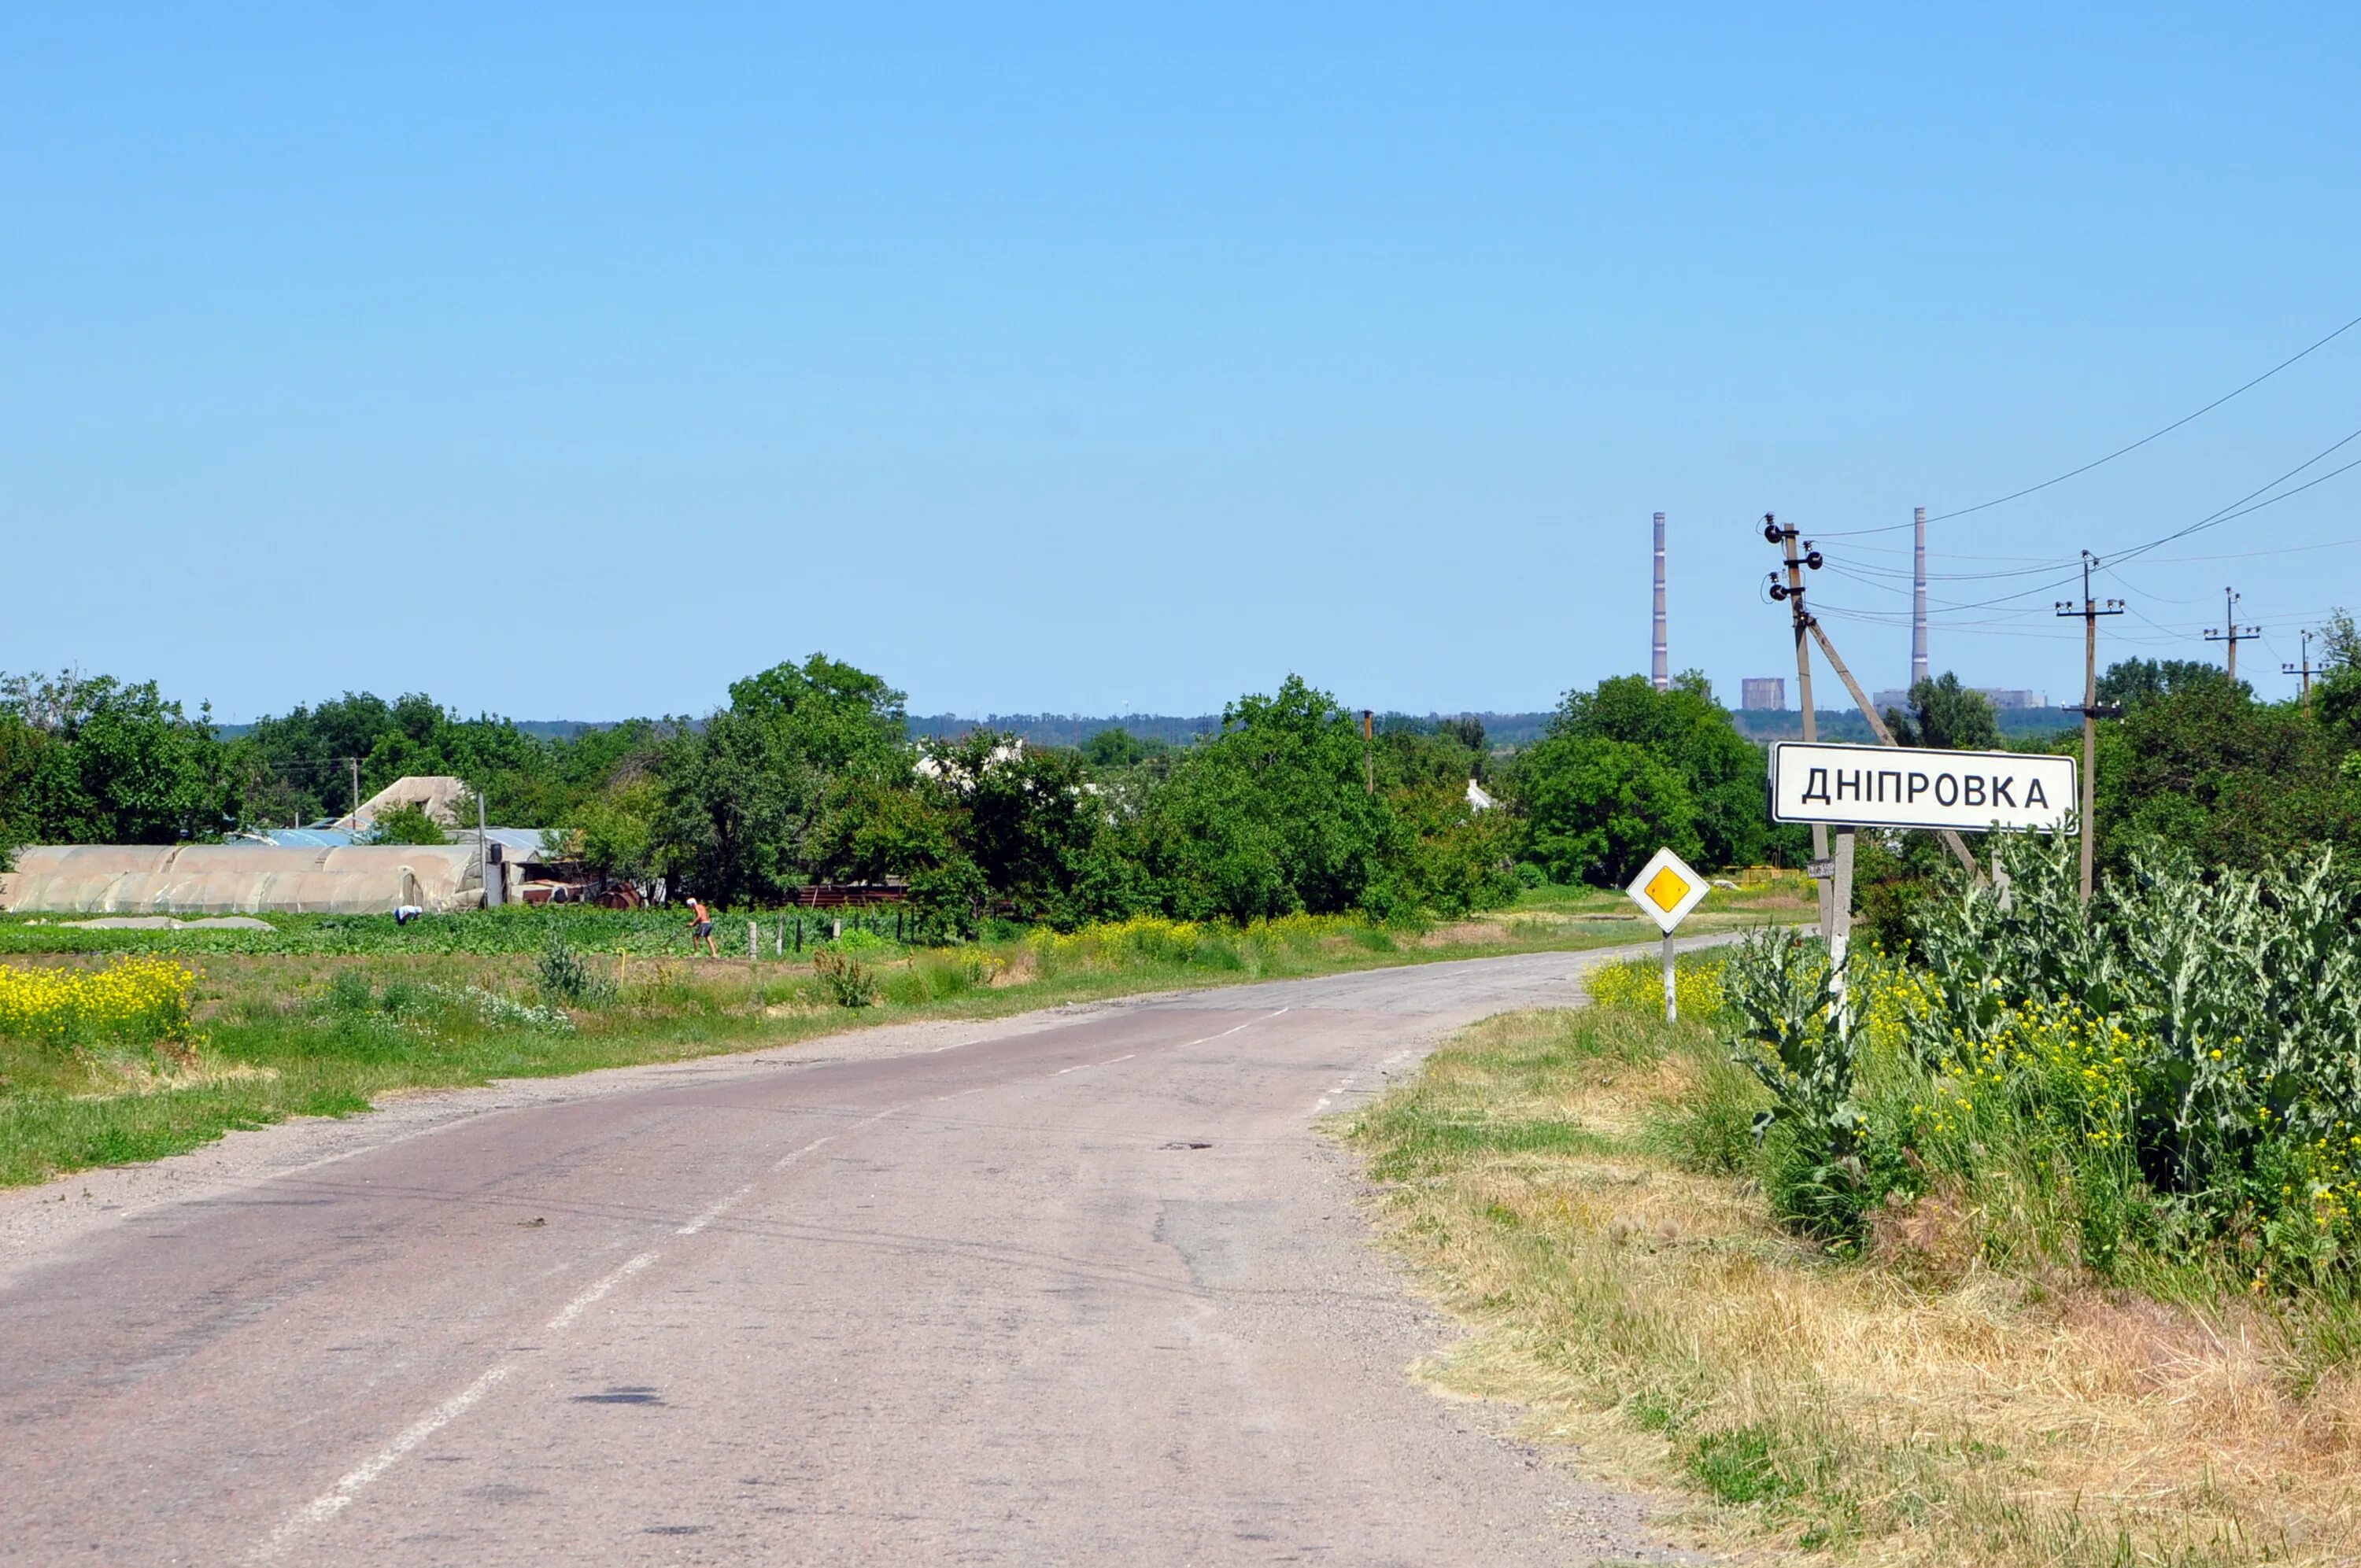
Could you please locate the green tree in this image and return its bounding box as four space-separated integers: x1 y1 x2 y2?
1515 735 1701 887
0 672 238 846
1886 673 2001 751
1131 676 1406 921
2094 681 2356 876
549 780 663 881
1524 672 1773 869
1081 729 1175 771
363 802 449 845
655 654 910 904
229 691 577 828
929 736 1107 925
2097 658 2236 710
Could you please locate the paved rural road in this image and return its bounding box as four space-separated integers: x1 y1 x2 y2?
0 943 1731 1566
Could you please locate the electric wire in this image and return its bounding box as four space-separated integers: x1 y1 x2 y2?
1810 311 2361 537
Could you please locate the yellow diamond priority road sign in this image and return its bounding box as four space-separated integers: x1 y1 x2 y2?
1625 846 1709 935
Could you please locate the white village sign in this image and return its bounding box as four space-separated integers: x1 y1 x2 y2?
1769 740 2078 834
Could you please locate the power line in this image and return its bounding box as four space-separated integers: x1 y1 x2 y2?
1927 311 2361 522
2106 431 2361 569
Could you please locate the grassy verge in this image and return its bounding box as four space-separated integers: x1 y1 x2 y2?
0 881 1806 1190
1343 987 2361 1566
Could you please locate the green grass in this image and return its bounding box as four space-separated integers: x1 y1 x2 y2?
0 891 1798 1192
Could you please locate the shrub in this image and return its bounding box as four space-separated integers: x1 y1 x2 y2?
813 947 879 1008
1730 836 2361 1284
1721 929 1878 1240
536 939 615 1007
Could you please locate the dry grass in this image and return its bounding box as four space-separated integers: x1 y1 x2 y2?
1343 1007 2361 1566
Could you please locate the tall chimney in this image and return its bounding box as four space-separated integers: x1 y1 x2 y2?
1911 505 1930 690
1651 511 1668 692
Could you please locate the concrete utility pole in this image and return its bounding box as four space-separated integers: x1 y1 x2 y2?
2285 630 2318 715
477 784 500 907
1651 511 1669 692
349 758 361 828
2056 552 2125 902
1765 515 1832 938
2204 587 2259 684
1911 505 1930 689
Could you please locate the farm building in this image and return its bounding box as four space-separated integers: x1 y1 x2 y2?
334 773 474 833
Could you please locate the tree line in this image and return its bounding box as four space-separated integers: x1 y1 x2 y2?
33 654 2178 930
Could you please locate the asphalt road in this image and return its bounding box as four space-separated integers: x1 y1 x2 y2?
0 943 1728 1566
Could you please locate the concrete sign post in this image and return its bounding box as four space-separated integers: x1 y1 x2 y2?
1625 847 1709 1023
1772 740 2075 1031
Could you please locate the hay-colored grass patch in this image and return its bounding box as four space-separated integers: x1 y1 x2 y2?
1344 1006 2361 1566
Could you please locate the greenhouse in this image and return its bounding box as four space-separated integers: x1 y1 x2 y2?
0 843 488 915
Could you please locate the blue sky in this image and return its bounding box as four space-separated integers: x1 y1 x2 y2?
6 5 2358 722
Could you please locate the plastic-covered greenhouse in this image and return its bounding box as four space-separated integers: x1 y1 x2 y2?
0 843 487 915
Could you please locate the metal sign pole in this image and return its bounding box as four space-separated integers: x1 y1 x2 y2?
1662 930 1677 1024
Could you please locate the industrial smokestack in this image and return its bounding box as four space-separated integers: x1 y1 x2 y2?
1650 512 1668 691
1911 506 1929 690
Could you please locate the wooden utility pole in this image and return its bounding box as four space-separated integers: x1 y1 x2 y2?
1765 515 1832 940
2055 552 2125 901
2204 587 2259 684
1802 618 1981 879
2285 630 2317 715
1361 710 1375 795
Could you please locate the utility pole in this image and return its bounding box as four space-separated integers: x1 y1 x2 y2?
1910 505 1930 689
1651 511 1670 692
349 758 362 829
1361 710 1375 795
2055 552 2125 902
2285 630 2317 715
1764 515 1832 940
477 783 500 907
2204 587 2259 684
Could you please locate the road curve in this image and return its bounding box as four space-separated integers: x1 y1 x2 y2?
0 943 1727 1566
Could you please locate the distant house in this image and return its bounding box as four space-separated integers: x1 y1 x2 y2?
334 774 473 832
1466 778 1498 812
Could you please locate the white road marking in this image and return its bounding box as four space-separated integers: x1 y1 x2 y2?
546 1251 656 1331
253 1005 1297 1559
676 1182 754 1236
1052 1009 1284 1075
253 1363 513 1559
258 1249 663 1558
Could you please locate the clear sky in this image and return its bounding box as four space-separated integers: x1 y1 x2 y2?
6 5 2359 723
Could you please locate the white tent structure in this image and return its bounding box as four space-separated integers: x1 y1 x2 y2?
0 843 489 915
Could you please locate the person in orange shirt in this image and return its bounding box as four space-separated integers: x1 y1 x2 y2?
685 895 719 957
